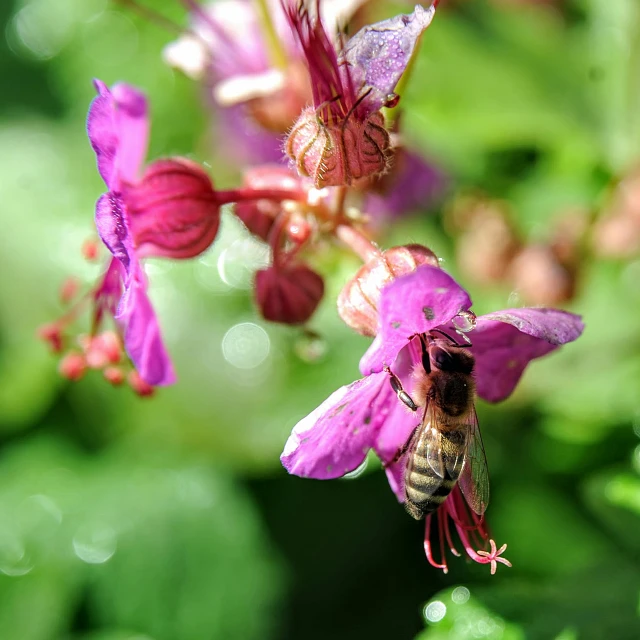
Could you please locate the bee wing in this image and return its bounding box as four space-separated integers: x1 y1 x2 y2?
457 408 490 516
421 401 447 480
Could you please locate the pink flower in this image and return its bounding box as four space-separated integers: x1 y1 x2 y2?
281 264 584 570
284 2 436 187
87 80 220 385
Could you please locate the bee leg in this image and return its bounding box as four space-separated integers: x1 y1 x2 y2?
383 365 418 412
385 425 419 466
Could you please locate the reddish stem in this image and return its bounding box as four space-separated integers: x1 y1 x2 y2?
217 188 305 205
335 224 380 263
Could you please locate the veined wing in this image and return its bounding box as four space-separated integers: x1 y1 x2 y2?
457 408 490 516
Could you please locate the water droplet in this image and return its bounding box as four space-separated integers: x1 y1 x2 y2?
342 457 368 480
451 585 470 604
452 310 477 333
633 444 640 475
0 536 34 577
217 237 270 289
73 524 117 564
294 330 327 363
222 322 270 369
424 600 447 623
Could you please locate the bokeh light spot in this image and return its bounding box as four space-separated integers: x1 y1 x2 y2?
222 322 270 369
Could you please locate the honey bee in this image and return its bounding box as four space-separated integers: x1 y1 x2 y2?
385 330 489 520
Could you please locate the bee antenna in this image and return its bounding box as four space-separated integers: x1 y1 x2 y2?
430 328 473 348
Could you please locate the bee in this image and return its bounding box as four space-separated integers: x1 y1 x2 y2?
385 330 489 520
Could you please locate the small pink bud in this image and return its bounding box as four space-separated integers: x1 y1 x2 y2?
104 366 125 386
59 277 80 304
37 323 64 353
125 158 220 260
287 213 312 245
338 244 439 337
98 331 122 364
82 238 100 261
235 166 304 241
286 107 391 188
59 351 86 381
128 370 155 397
255 264 325 325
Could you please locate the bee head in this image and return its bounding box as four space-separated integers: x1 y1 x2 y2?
429 342 474 375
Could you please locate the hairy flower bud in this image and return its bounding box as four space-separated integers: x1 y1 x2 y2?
286 107 391 188
124 158 220 260
255 263 324 325
338 244 439 336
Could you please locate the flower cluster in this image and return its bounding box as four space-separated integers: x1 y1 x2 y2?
40 0 585 572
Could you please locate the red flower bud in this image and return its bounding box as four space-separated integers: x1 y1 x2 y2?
338 244 439 337
104 366 125 386
37 323 64 353
255 263 324 325
59 352 86 381
128 370 155 397
286 107 391 188
124 158 220 260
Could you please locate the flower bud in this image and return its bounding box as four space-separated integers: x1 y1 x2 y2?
255 263 324 325
37 323 64 353
338 244 439 337
104 366 125 386
59 352 86 381
128 370 155 397
81 238 101 261
235 166 303 241
286 108 391 188
124 158 220 260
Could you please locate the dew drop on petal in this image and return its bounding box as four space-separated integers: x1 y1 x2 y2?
73 524 117 564
342 457 369 480
222 322 270 369
424 600 447 623
451 585 471 604
452 310 477 333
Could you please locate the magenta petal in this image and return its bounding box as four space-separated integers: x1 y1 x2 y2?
117 266 176 386
95 196 175 386
87 80 148 190
472 309 584 402
110 83 149 184
281 372 391 479
360 265 472 374
88 80 119 188
340 4 436 114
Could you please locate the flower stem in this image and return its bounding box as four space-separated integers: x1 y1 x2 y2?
217 187 304 204
335 224 380 263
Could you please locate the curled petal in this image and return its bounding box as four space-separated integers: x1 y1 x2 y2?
340 4 436 114
360 265 472 374
87 80 149 189
95 197 175 386
281 372 391 479
472 309 584 402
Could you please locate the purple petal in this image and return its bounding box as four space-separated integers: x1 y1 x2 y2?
95 195 175 386
117 266 176 386
340 4 436 114
87 80 148 190
364 148 445 219
472 308 584 402
281 372 392 479
360 265 472 374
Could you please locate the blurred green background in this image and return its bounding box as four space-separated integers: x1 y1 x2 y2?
1 0 640 638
